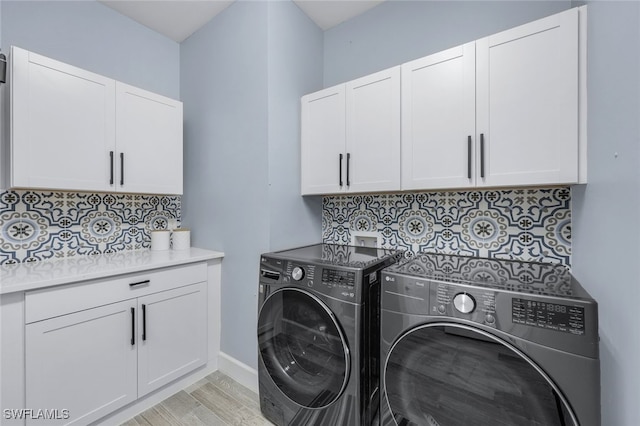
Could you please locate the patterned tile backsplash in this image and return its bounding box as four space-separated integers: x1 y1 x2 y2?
1 187 570 266
322 187 571 266
0 190 181 265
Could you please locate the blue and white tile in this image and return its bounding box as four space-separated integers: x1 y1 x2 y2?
0 189 183 263
322 187 572 266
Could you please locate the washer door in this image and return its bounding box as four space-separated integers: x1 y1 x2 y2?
258 288 350 409
384 323 577 426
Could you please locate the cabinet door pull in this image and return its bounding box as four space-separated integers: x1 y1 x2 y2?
339 153 343 186
346 153 351 187
129 279 150 287
109 151 114 185
142 304 147 341
120 153 125 186
130 307 135 346
480 133 486 178
467 136 472 179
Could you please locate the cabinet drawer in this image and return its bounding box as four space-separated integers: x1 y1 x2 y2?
25 263 207 324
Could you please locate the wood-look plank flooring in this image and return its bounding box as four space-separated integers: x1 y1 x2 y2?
120 371 273 426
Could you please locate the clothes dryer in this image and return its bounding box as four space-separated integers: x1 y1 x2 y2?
258 244 402 425
380 253 600 426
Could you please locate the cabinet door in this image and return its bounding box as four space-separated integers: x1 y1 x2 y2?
301 85 346 195
137 283 207 397
116 82 183 195
25 300 137 426
476 8 579 187
401 43 476 190
346 67 401 193
11 46 115 191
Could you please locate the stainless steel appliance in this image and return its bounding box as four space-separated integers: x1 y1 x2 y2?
380 253 600 426
257 243 402 425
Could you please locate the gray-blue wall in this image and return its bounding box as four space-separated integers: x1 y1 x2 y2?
323 0 570 86
323 2 640 425
1 0 179 98
572 2 640 426
181 0 271 370
267 2 323 252
180 0 323 369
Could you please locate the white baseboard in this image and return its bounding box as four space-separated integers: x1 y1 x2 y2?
218 351 259 394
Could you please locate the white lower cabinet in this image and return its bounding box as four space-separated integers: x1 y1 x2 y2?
24 269 207 426
25 301 137 426
137 284 207 397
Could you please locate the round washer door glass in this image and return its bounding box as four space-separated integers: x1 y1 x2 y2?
258 288 350 409
384 324 576 426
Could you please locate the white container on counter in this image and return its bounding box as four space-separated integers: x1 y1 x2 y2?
150 230 171 251
172 228 191 250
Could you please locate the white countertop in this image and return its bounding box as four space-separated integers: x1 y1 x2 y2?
0 248 224 295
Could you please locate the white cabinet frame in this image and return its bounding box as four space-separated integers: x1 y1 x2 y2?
10 46 183 195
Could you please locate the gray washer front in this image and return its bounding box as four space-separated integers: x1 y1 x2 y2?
379 252 600 426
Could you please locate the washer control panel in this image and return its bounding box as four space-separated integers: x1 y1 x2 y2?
322 269 356 287
428 283 588 335
260 257 362 302
431 283 497 327
512 298 585 335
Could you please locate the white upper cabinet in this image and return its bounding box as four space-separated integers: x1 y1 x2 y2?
402 7 585 191
10 47 116 192
116 83 183 195
476 7 583 187
346 67 401 193
401 42 476 190
301 67 400 195
305 7 586 195
301 85 346 195
10 46 183 194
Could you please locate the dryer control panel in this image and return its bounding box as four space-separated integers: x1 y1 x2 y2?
512 298 585 335
259 256 366 303
430 283 498 327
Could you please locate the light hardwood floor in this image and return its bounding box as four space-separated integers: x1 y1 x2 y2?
120 371 273 426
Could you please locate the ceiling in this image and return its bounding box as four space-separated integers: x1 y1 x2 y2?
99 0 385 43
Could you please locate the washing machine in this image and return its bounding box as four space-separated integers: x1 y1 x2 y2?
380 253 600 426
258 243 402 425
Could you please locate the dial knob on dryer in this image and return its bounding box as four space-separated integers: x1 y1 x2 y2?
453 293 476 314
291 267 305 281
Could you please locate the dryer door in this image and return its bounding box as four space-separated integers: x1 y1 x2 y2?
383 323 577 426
258 287 350 409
